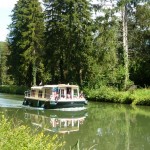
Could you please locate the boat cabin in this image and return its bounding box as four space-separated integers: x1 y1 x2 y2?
27 84 80 100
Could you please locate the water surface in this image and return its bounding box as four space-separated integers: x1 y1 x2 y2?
0 93 150 150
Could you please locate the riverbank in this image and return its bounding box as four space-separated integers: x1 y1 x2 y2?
84 86 150 106
0 85 28 95
0 85 150 106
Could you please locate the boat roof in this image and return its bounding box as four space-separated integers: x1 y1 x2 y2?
31 86 43 90
31 84 79 89
57 84 78 88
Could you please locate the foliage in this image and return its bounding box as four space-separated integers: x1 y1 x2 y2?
7 0 45 86
4 0 150 100
90 0 150 89
89 0 125 89
84 86 150 106
0 42 13 85
129 1 150 86
131 89 150 105
0 115 65 150
0 85 28 95
44 0 93 85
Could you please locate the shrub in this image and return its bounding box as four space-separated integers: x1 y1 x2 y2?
0 85 28 95
0 115 65 150
84 86 150 106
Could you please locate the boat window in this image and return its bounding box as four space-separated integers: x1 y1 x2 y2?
44 89 51 98
60 89 65 98
31 90 35 97
73 89 78 97
38 90 42 98
67 88 71 98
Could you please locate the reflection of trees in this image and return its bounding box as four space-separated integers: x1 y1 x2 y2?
125 110 130 150
68 103 150 150
1 104 150 149
129 106 150 149
81 103 128 150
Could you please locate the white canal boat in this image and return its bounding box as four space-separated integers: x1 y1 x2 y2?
23 84 88 109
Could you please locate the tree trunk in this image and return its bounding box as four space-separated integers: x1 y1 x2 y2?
32 49 36 86
32 61 37 86
79 69 83 86
59 57 64 83
122 5 129 89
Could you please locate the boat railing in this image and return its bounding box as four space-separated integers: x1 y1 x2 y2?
24 91 51 99
24 90 31 97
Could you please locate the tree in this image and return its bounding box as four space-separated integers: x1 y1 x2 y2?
117 0 149 88
121 3 129 89
7 0 45 86
0 42 11 85
92 0 148 89
129 1 150 86
90 0 125 89
43 0 93 85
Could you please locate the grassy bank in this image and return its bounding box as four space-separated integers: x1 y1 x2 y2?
0 114 65 150
0 85 28 95
84 86 150 106
0 85 150 106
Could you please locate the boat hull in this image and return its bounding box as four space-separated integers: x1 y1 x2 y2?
23 98 87 109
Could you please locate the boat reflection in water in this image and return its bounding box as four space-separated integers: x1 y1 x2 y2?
24 108 87 134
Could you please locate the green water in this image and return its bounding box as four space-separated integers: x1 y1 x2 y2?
0 93 150 150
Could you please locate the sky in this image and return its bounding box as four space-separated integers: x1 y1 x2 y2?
0 0 19 42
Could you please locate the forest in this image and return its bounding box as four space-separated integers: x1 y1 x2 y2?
0 0 150 103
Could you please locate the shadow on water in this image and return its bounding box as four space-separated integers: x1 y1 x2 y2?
0 94 150 149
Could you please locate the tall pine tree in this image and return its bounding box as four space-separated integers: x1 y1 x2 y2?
44 0 93 85
7 0 44 86
0 42 11 85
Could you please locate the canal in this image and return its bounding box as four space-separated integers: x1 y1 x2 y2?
0 93 150 150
